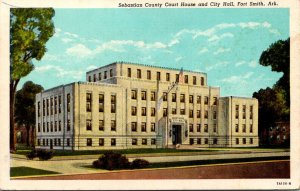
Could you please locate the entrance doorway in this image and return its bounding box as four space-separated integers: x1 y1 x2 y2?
172 125 182 145
50 139 53 149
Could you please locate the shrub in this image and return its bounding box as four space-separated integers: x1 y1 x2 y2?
26 149 54 161
131 159 150 169
26 150 37 160
92 151 130 170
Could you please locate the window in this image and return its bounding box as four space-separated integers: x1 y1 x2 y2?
110 69 113 77
59 96 62 113
193 76 196 85
197 124 201 132
37 139 40 146
250 138 253 144
213 138 218 145
235 105 239 119
151 139 156 145
204 110 208 119
67 120 71 131
131 106 137 116
189 110 194 118
111 138 116 146
67 138 70 146
189 124 193 132
38 123 41 132
111 120 116 131
242 105 246 119
141 107 147 116
141 122 146 132
43 100 45 116
189 95 193 103
132 138 137 145
87 138 92 146
141 91 147 100
93 74 96 82
189 138 194 145
184 75 188 83
197 96 201 104
86 93 92 112
201 77 204 86
172 93 176 102
163 108 168 117
54 97 57 114
235 124 239 132
236 138 239 144
46 139 48 146
86 120 92 131
180 109 185 115
67 94 70 112
98 72 102 80
213 111 217 119
151 123 156 132
197 110 201 118
213 97 217 105
47 99 49 115
250 106 253 119
204 96 208 105
213 124 217 133
47 122 49 132
50 98 53 115
131 90 137 99
242 124 246 133
172 108 177 115
104 71 107 79
197 138 201 144
99 138 104 146
99 94 104 112
176 74 179 82
50 122 53 132
58 139 61 146
204 138 208 144
38 102 41 117
151 91 156 101
204 124 208 132
147 70 151 80
88 76 91 82
43 139 45 146
166 73 170 81
142 138 147 145
99 120 104 131
43 122 45 132
243 138 246 144
250 124 253 133
128 68 131 77
54 121 57 132
163 92 167 101
157 72 161 81
151 108 156 116
59 121 61 131
137 69 141 78
180 94 185 102
111 95 116 113
131 122 137 132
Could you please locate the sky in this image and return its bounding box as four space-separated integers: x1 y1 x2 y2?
18 8 289 97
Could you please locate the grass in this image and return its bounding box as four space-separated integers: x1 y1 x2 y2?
10 166 60 177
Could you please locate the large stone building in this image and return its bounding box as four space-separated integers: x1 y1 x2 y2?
35 62 259 150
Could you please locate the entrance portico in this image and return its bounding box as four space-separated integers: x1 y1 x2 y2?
166 117 188 147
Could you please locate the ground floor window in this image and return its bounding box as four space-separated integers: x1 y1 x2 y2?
213 138 218 145
67 138 70 146
236 138 239 144
87 138 92 146
243 138 246 144
204 138 208 144
132 138 137 145
58 139 61 146
151 138 156 145
99 138 104 146
111 138 116 146
142 138 147 145
249 138 253 144
54 139 57 146
189 138 194 145
197 138 201 144
37 139 40 146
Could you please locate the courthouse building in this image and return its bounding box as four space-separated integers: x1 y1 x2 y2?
35 62 259 150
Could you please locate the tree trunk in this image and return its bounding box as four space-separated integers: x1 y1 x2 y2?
26 124 30 146
10 79 20 152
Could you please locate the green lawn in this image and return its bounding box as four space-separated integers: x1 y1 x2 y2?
10 166 60 177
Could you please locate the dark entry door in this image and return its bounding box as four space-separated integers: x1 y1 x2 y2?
172 125 182 145
50 139 53 149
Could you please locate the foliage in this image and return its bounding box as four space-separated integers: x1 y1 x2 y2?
93 151 130 170
130 159 150 169
26 149 54 160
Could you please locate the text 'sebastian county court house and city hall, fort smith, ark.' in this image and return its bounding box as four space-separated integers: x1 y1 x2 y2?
35 62 259 150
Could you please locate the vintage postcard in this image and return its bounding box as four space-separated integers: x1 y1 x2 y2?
0 0 299 190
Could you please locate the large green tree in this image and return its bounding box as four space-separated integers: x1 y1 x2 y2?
15 81 43 146
253 38 290 146
10 8 55 151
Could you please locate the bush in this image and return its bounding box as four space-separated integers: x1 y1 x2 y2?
131 159 150 169
92 151 130 170
26 149 54 161
26 150 37 160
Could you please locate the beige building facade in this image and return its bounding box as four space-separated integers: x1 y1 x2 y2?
35 62 259 150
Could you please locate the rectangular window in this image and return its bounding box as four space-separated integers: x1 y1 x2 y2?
58 139 61 146
235 105 239 119
42 139 45 146
37 123 41 132
197 124 201 132
141 122 146 132
131 106 137 116
47 99 49 115
50 122 53 132
86 93 92 112
166 73 170 81
235 124 239 132
250 124 253 133
193 76 196 85
141 91 147 100
99 120 104 131
204 96 208 105
104 71 107 79
99 94 104 112
47 122 49 132
243 138 246 144
67 138 70 146
163 108 168 117
37 139 40 146
46 139 48 146
131 90 137 99
151 108 156 116
157 72 161 81
111 120 116 131
67 120 71 131
86 120 92 131
242 124 246 133
163 92 167 101
184 75 188 83
201 77 204 86
176 74 179 82
180 109 185 115
197 138 201 145
132 138 137 145
87 138 92 146
151 123 155 132
67 94 70 112
189 110 194 118
151 139 156 145
197 96 201 104
250 106 253 119
189 95 193 103
197 110 201 118
250 138 253 144
172 108 176 115
86 93 91 101
141 107 147 116
111 138 116 146
204 138 208 144
111 95 116 113
189 124 193 132
59 96 62 113
147 70 151 80
189 138 194 145
99 72 101 80
93 74 96 82
213 124 217 133
180 94 185 102
213 97 217 105
213 138 218 145
54 121 57 132
128 68 131 77
43 122 45 132
59 121 61 131
204 110 208 119
213 111 217 119
204 124 208 132
38 102 41 117
137 69 141 78
43 100 45 116
50 98 53 115
236 138 239 144
172 93 176 102
110 69 113 77
99 138 104 146
151 91 156 101
131 122 137 132
142 138 147 145
54 97 57 114
88 76 91 82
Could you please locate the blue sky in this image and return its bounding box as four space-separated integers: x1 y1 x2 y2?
19 8 289 97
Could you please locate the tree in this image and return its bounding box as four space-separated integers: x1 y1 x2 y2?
10 8 55 151
15 81 43 146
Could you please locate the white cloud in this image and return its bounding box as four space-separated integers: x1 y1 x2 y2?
42 54 59 61
199 47 208 54
235 61 246 67
35 64 84 80
244 72 254 79
66 44 93 58
64 32 79 38
221 71 254 83
175 56 183 62
213 48 231 55
87 65 98 70
61 38 74 43
248 60 257 68
206 61 229 71
238 22 261 29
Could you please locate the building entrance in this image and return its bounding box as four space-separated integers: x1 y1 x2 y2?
172 125 182 145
